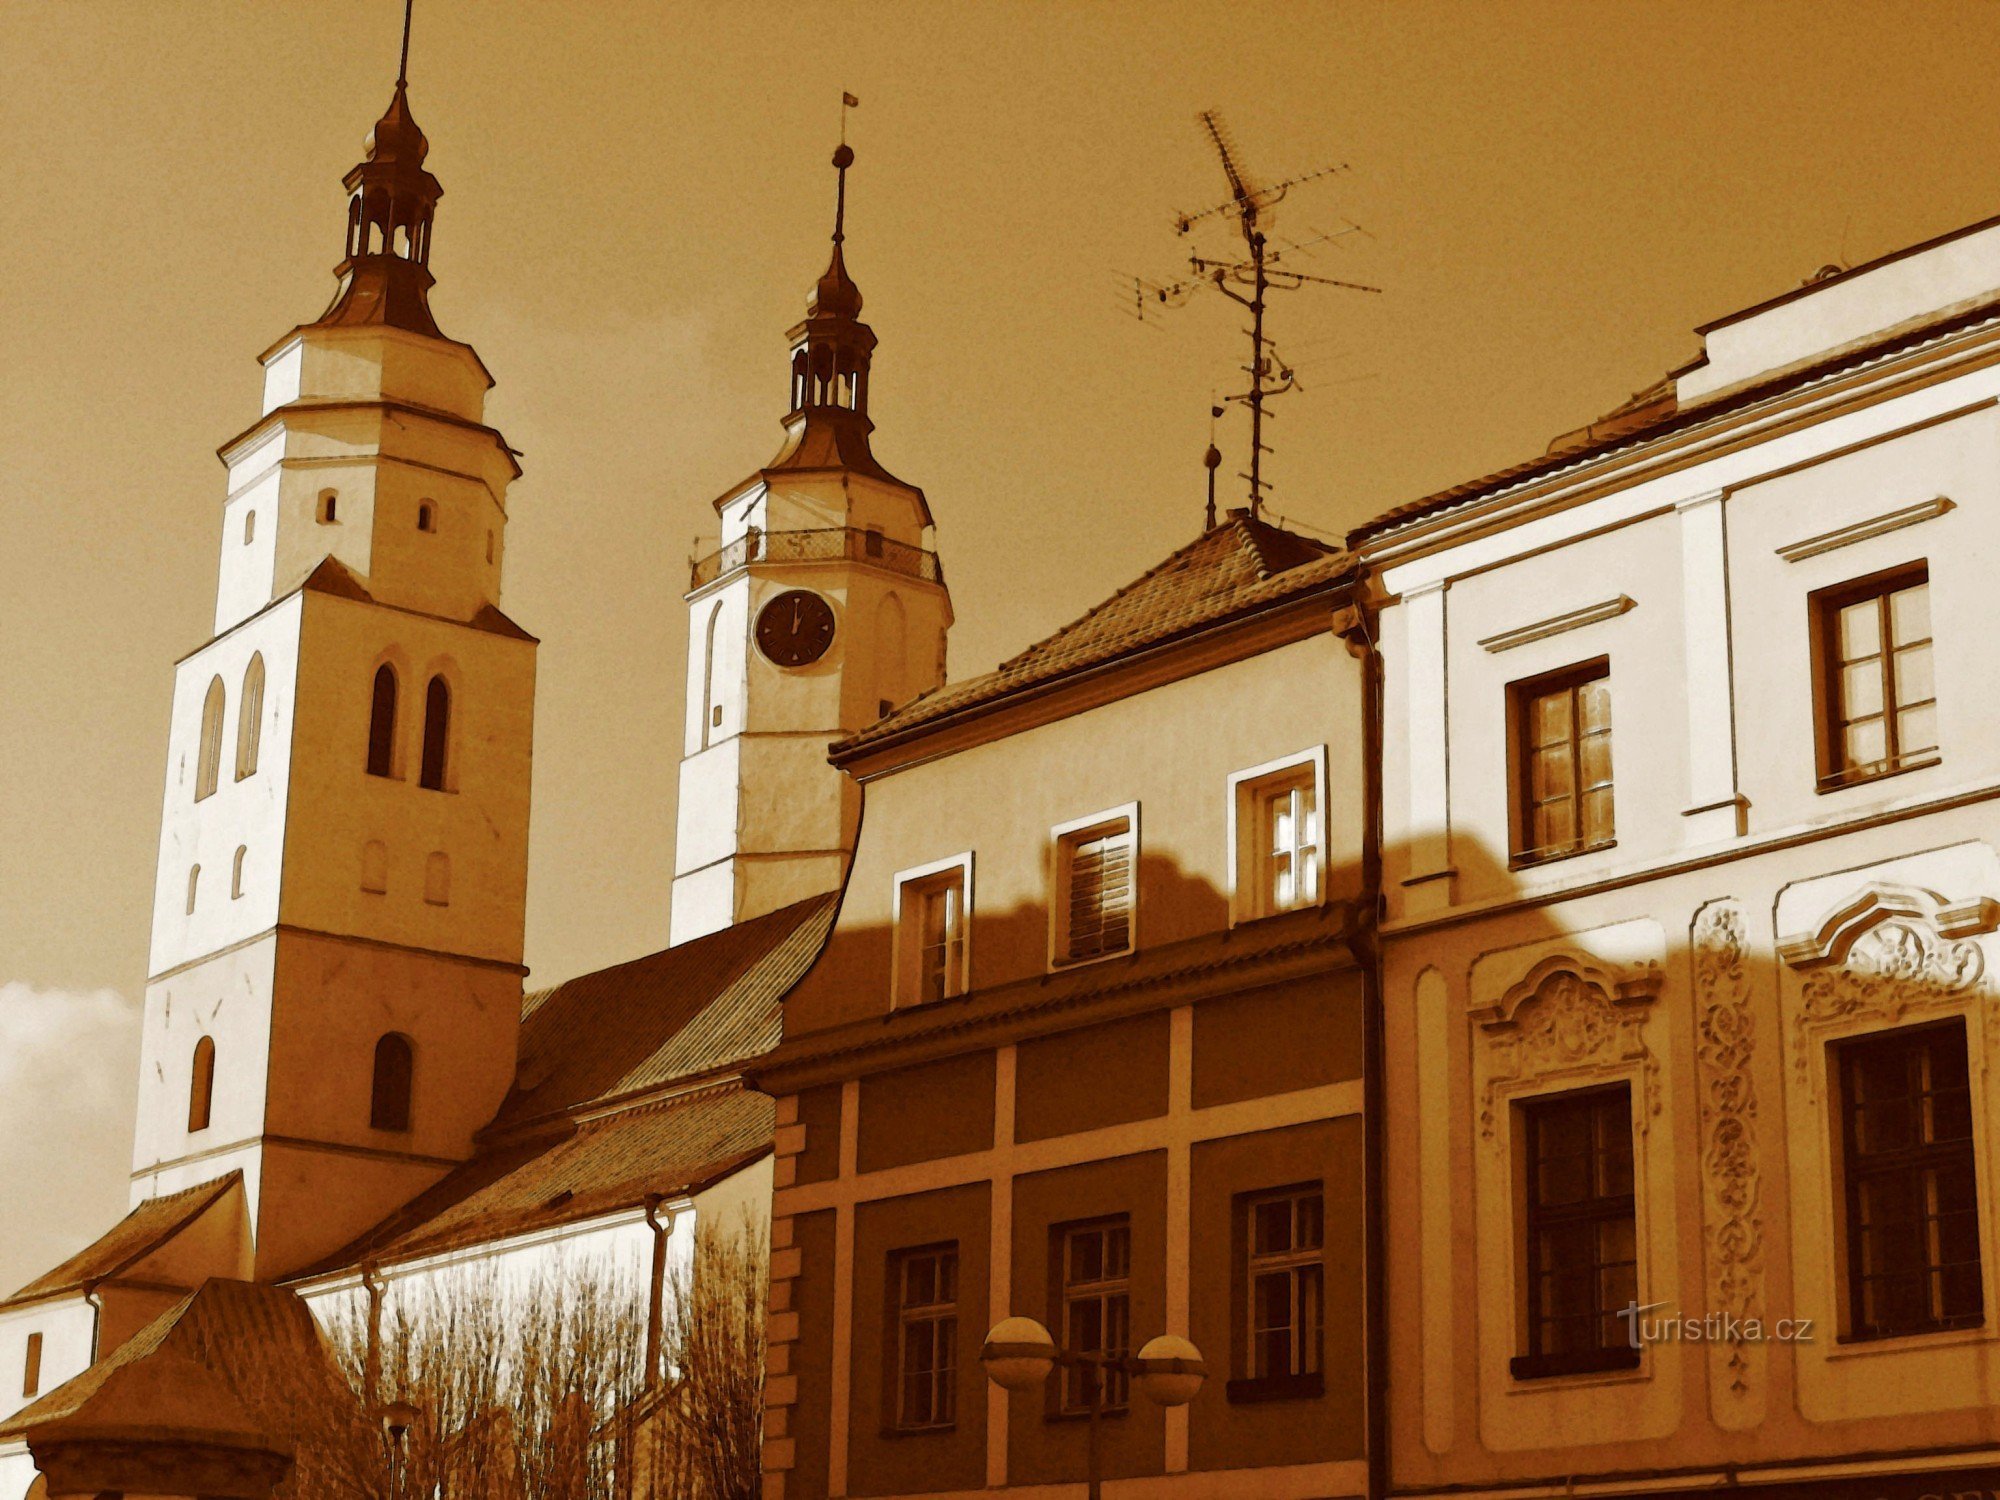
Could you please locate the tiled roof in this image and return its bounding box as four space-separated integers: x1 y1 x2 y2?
303 1084 776 1270
292 896 836 1277
2 1174 240 1309
497 892 837 1126
835 512 1352 758
0 1278 358 1460
1349 286 2000 549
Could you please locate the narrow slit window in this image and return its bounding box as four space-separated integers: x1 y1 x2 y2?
235 654 264 780
185 864 200 915
195 676 225 801
370 1033 414 1132
188 1036 215 1133
231 846 246 899
367 665 398 778
22 1333 42 1400
319 490 338 524
417 502 435 533
420 675 450 790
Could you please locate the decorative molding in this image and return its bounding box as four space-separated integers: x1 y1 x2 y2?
1774 496 1953 563
1691 901 1764 1403
1777 881 2000 970
1790 917 1986 1100
1475 959 1663 1142
1477 595 1636 653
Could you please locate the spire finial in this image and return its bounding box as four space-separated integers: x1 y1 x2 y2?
397 0 414 89
831 143 853 246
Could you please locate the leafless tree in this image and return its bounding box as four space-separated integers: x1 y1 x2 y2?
303 1219 767 1500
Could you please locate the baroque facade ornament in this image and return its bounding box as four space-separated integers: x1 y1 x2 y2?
1790 918 1985 1096
1691 900 1763 1396
1476 955 1663 1141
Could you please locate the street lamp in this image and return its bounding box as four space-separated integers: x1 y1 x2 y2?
376 1398 421 1500
981 1317 1206 1500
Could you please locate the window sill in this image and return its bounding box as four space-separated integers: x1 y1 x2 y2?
1816 754 1941 795
1509 839 1617 873
1834 1318 1986 1350
1045 1404 1131 1423
1048 944 1136 974
1508 1348 1640 1382
879 1423 957 1439
1225 1373 1325 1404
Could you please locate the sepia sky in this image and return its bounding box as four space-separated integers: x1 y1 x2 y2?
6 0 2000 1291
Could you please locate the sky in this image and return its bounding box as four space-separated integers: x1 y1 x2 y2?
6 0 2000 1292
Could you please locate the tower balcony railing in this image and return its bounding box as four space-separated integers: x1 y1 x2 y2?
689 526 945 591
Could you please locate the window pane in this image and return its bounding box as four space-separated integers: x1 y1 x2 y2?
1579 728 1613 788
1889 582 1930 644
1296 1193 1324 1251
1893 642 1934 706
1581 786 1615 846
1839 598 1882 660
1530 743 1575 801
1070 1231 1102 1284
1105 1224 1130 1278
1531 690 1571 746
1840 661 1885 720
1844 719 1888 769
1897 703 1937 758
1577 678 1611 733
1254 1199 1293 1254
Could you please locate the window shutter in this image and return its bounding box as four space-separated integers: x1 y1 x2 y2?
1066 825 1131 960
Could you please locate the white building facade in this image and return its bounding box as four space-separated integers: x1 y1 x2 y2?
1366 215 2000 1499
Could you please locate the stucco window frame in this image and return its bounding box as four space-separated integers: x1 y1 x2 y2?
1226 746 1330 928
1779 889 2000 1356
890 851 974 1011
1047 802 1140 972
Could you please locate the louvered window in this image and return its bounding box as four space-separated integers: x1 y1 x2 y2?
1056 815 1134 965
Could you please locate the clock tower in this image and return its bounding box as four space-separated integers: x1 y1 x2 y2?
669 145 951 946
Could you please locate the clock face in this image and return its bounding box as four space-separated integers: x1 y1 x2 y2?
756 589 837 667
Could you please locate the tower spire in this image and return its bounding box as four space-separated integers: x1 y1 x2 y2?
312 1 446 338
765 141 900 483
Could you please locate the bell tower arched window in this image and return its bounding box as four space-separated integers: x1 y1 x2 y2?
236 654 265 780
370 1033 414 1132
420 676 450 790
188 1036 215 1133
195 677 225 801
367 665 398 778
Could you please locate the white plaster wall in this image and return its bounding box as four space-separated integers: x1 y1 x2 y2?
0 1298 95 1426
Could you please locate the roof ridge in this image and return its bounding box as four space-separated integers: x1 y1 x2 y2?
994 523 1235 674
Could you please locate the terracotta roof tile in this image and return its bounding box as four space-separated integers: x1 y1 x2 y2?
497 892 836 1126
2 1174 240 1309
836 513 1352 757
1349 289 2000 549
305 1085 776 1270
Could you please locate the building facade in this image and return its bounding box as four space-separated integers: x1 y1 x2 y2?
1364 217 2000 1498
751 516 1377 1499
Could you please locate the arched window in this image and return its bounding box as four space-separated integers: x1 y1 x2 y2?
188 1037 215 1133
231 846 247 899
242 509 256 546
367 665 398 778
417 502 435 533
485 530 495 565
370 1033 414 1132
424 850 451 906
319 490 338 524
195 676 225 801
361 839 388 894
236 654 265 780
185 864 200 914
420 675 450 790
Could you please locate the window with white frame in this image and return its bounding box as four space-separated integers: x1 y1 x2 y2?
1231 752 1324 921
892 1244 958 1430
1241 1184 1324 1388
895 857 970 1008
1053 808 1136 966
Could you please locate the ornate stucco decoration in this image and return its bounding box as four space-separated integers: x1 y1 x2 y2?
1473 954 1665 1142
1691 900 1763 1402
1779 883 1994 1101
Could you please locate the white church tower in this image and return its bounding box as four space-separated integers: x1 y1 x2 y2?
670 145 952 946
129 65 536 1279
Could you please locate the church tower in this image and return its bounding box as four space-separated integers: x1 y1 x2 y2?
670 146 952 946
129 56 535 1279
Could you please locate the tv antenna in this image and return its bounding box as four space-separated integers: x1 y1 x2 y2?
1125 111 1380 519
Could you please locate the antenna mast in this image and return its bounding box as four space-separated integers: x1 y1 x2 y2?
1134 111 1380 520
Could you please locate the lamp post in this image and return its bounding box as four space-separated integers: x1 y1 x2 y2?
981 1317 1205 1500
377 1398 421 1500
